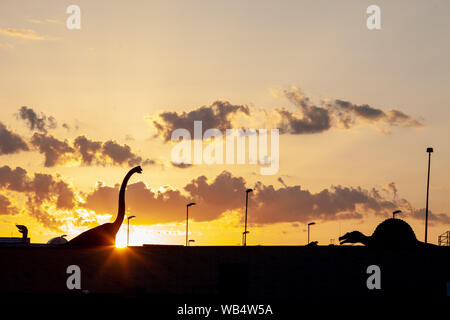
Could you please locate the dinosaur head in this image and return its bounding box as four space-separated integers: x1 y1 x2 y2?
16 224 28 235
132 166 143 174
339 231 367 245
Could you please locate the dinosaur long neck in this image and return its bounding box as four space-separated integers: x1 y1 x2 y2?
112 169 135 231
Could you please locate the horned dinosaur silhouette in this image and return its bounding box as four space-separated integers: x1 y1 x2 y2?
339 218 435 248
68 166 142 246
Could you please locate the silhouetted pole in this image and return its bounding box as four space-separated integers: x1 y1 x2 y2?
243 188 253 246
307 222 315 244
393 210 401 219
127 215 135 247
186 203 196 246
425 147 433 244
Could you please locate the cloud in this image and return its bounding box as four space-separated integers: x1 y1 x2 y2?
73 136 155 167
18 106 58 133
0 122 29 155
0 165 77 230
150 87 422 139
0 194 18 215
330 99 423 130
82 171 445 226
152 100 251 142
275 107 331 134
274 87 332 134
28 134 155 168
102 140 153 167
73 135 102 165
0 167 447 231
0 28 54 40
0 166 29 192
30 133 74 167
277 86 423 134
0 166 75 211
411 208 450 225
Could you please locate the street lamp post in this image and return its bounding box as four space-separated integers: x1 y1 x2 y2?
393 210 401 219
425 147 433 244
307 222 316 244
186 202 196 246
127 215 136 247
243 188 253 246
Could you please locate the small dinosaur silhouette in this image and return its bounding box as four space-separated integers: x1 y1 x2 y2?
15 225 28 243
339 218 435 248
47 234 68 245
68 166 142 246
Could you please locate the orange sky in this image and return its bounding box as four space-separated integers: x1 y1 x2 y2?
1 1 449 246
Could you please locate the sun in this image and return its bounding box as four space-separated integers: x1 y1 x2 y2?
115 229 127 248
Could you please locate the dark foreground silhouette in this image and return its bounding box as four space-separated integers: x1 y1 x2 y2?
339 218 435 248
68 166 142 246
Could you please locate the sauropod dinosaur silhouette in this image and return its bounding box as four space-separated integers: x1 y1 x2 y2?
68 166 142 246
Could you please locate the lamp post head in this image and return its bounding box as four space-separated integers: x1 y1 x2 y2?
308 222 316 226
127 215 136 220
187 202 196 207
393 210 401 215
246 188 253 193
426 147 433 153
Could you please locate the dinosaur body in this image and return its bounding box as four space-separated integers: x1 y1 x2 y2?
68 166 142 246
339 218 434 248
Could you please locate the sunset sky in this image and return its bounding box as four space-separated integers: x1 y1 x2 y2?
1 0 449 247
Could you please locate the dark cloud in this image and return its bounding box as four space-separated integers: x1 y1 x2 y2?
73 136 154 167
0 166 75 211
30 133 74 167
0 166 28 192
0 194 18 215
18 106 57 133
83 171 443 226
277 87 423 134
276 88 332 134
102 140 152 167
83 181 190 224
152 100 250 142
73 135 102 165
83 172 247 224
407 208 450 226
0 165 76 230
330 99 423 129
150 87 421 139
276 107 331 134
0 122 29 155
29 134 155 167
